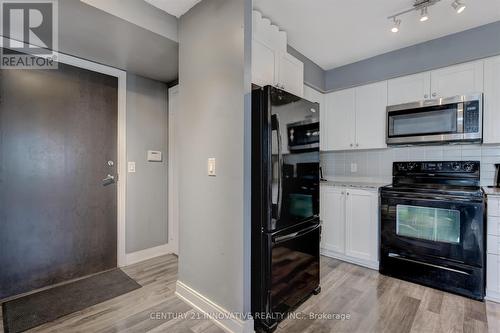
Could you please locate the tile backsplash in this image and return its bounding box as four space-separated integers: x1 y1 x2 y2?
321 144 500 186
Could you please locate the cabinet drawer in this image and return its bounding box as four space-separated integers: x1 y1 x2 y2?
488 216 500 236
487 254 500 293
488 197 500 217
488 235 500 255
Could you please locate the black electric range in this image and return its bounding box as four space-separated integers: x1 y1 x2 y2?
379 161 486 300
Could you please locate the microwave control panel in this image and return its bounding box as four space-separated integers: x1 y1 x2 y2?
464 101 480 133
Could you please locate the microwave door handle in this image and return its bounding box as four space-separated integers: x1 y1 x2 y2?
457 102 464 133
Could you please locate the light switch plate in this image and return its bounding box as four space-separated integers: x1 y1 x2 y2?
128 161 136 173
350 163 358 173
208 158 216 176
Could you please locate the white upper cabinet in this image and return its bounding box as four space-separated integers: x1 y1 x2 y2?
252 38 276 88
276 52 304 97
252 10 304 97
387 61 484 106
325 88 356 151
430 61 484 98
355 81 388 150
388 72 431 105
324 82 387 151
484 55 500 144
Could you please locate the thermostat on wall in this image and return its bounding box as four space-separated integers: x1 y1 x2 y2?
147 150 162 162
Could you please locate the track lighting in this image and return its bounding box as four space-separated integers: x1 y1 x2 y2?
391 18 401 33
420 7 429 22
388 0 468 34
452 0 466 13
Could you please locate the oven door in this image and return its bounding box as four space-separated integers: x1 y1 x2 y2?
380 191 485 267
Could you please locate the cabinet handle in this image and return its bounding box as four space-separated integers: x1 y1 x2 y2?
346 192 350 196
432 92 437 97
350 144 353 147
355 143 359 147
424 94 429 99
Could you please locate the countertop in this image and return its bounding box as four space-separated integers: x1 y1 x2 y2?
320 180 389 190
483 186 500 197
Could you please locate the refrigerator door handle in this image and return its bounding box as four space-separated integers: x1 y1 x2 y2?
271 114 283 224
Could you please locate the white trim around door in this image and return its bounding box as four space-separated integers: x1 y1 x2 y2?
168 85 179 255
0 38 128 267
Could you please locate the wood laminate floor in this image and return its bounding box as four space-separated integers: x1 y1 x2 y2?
1 254 499 333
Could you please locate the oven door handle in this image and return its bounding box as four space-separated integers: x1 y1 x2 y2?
381 192 484 203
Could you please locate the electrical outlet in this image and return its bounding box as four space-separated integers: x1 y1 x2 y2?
350 162 358 173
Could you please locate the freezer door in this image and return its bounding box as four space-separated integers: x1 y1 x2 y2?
268 223 320 315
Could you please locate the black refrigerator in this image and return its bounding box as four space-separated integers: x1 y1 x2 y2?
251 86 321 332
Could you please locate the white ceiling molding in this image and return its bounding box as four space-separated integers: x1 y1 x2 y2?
254 0 500 70
144 0 202 18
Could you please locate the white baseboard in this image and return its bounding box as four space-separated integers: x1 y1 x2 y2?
125 243 173 266
486 289 500 303
321 247 379 270
175 281 254 333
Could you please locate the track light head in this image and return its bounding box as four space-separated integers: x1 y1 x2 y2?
391 18 401 33
452 0 466 13
420 7 429 22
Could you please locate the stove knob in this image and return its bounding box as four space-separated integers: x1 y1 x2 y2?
463 163 475 172
397 164 407 171
452 162 462 171
407 163 417 171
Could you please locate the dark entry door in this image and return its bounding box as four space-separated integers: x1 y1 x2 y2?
0 62 118 299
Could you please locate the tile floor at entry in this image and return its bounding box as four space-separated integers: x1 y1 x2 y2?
1 255 498 333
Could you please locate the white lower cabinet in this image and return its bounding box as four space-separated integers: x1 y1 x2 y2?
487 196 500 303
320 185 379 269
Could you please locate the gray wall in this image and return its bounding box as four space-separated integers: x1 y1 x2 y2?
58 0 179 83
288 45 326 92
324 20 500 92
126 74 169 253
178 0 250 314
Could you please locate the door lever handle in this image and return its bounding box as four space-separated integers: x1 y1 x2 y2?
102 174 116 186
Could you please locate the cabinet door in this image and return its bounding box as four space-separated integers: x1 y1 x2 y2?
320 187 345 253
325 89 356 151
355 81 388 150
430 61 484 98
484 56 500 144
277 52 304 97
345 189 378 262
388 72 431 105
252 38 276 87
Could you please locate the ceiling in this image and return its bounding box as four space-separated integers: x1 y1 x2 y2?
144 0 202 18
253 0 500 70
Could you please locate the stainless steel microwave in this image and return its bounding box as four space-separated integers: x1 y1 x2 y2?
386 94 483 146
